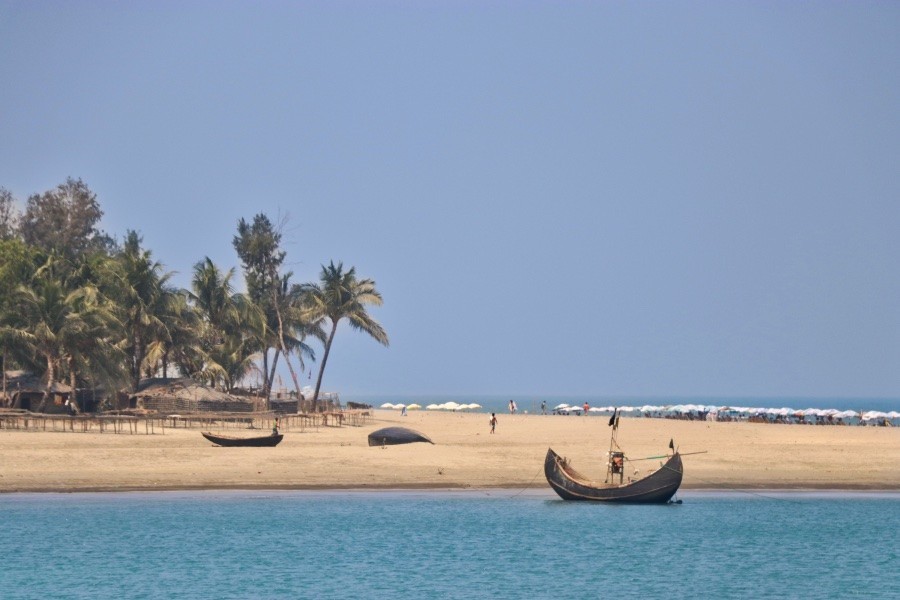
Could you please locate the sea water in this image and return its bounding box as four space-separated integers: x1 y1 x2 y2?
347 394 900 416
1 490 898 599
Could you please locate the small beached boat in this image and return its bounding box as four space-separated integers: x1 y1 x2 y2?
544 408 683 503
367 426 434 446
201 431 284 447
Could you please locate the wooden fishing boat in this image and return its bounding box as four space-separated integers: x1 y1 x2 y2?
544 408 683 503
201 431 284 447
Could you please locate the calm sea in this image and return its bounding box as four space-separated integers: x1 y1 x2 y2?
1 490 898 599
347 394 900 415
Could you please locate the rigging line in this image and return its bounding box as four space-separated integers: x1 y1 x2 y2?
481 465 545 499
676 470 804 504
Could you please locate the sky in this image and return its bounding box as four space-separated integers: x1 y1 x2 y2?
1 1 899 399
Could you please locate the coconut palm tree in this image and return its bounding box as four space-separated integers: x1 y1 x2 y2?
304 261 388 412
188 258 264 391
3 262 122 411
105 231 179 391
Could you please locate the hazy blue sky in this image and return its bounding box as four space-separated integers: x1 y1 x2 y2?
2 2 898 399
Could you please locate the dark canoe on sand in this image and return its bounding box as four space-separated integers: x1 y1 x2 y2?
545 448 683 503
202 431 284 447
368 427 434 447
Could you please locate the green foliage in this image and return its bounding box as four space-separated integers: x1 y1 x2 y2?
0 182 389 408
20 177 114 259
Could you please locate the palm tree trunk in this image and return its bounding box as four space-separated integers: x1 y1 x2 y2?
266 349 280 400
39 356 55 413
68 355 80 413
312 321 338 413
262 350 270 399
271 293 302 410
2 351 6 408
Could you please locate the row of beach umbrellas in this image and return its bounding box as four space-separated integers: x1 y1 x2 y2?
549 403 900 421
380 402 482 411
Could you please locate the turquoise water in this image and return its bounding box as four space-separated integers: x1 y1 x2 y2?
2 491 898 599
347 394 900 416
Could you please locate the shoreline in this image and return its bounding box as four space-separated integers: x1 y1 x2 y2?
4 485 900 496
2 410 898 494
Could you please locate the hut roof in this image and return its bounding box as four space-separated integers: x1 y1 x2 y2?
2 370 73 394
132 378 238 402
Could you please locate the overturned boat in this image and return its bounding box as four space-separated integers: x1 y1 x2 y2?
368 426 434 446
201 431 283 447
544 409 683 503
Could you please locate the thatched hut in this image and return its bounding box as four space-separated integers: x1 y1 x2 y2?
1 370 73 413
129 378 260 414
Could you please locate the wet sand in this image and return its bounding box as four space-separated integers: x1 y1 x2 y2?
1 410 898 492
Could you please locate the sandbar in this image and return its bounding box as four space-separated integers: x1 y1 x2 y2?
1 410 898 493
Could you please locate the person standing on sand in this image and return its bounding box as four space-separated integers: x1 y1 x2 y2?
490 413 498 434
541 400 547 415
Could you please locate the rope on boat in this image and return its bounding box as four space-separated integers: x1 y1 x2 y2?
671 467 803 504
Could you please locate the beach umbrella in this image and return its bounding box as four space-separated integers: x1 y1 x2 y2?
861 411 887 421
469 403 482 409
553 403 570 410
887 411 900 419
442 401 461 411
406 403 422 410
379 403 396 409
588 407 607 413
425 404 441 410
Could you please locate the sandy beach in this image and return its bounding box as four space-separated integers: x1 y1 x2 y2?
1 410 898 493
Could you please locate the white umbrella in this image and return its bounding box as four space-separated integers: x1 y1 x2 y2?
553 403 570 410
379 403 396 409
425 404 441 410
861 411 887 421
406 403 422 410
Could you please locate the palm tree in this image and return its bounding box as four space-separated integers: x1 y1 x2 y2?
304 261 388 412
106 231 178 391
188 258 264 391
3 265 122 412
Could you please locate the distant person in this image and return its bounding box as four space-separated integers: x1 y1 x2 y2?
583 401 590 415
541 400 547 415
490 413 498 434
509 400 515 414
401 406 407 416
272 418 280 435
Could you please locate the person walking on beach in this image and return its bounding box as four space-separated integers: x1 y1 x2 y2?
490 413 498 434
508 400 515 414
541 400 547 415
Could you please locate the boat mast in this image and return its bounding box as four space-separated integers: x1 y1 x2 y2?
605 408 623 484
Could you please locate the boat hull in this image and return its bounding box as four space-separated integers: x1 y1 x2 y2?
201 432 283 447
545 448 682 503
367 427 434 446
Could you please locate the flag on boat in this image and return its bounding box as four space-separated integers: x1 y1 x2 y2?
608 408 617 427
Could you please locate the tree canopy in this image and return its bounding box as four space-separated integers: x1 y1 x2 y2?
0 179 388 411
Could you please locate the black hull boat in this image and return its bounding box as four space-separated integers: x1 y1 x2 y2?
202 432 284 447
367 426 434 446
544 448 683 503
544 406 684 503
